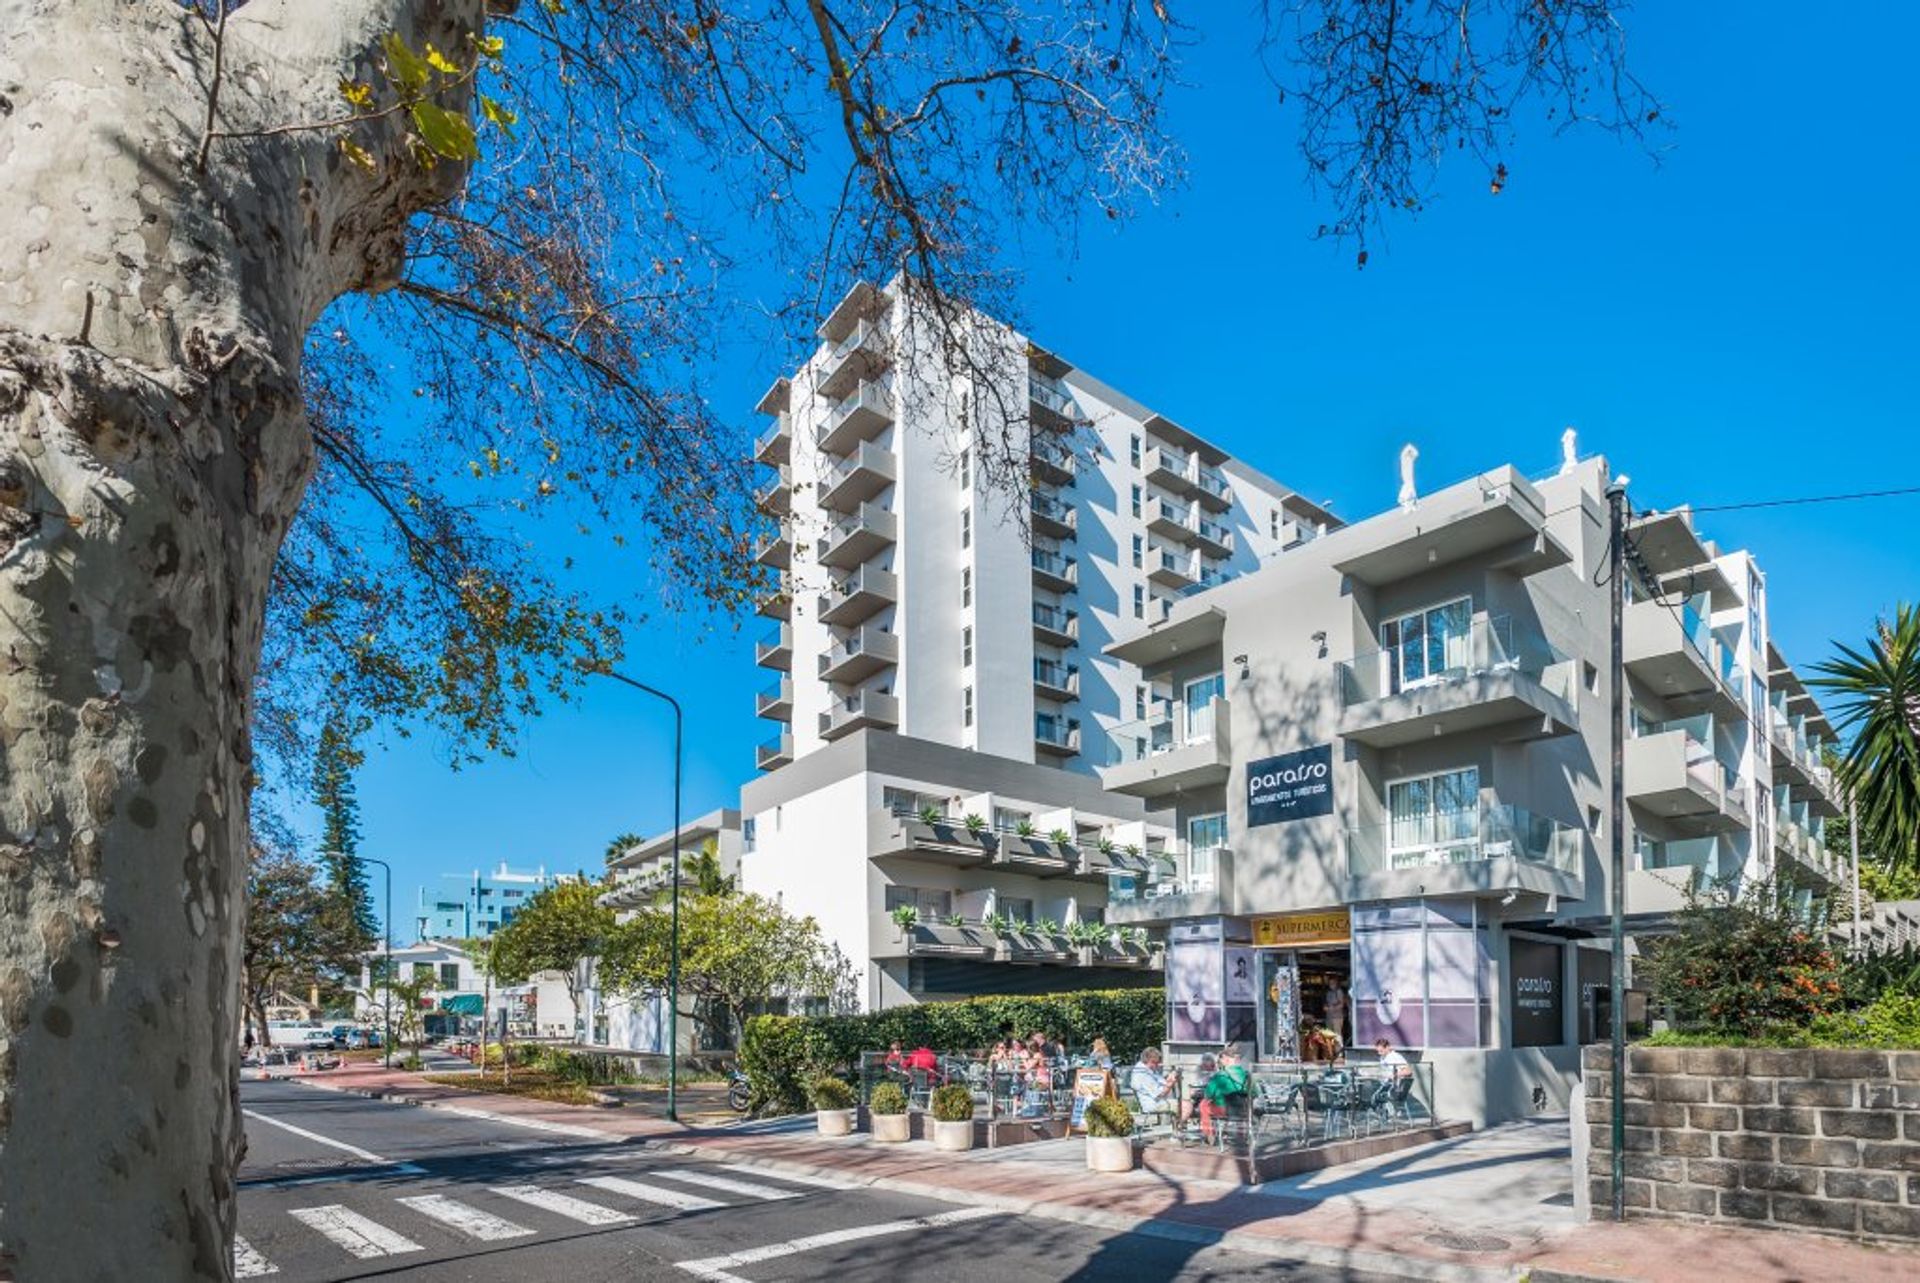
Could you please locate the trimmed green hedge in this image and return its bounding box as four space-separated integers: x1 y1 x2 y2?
741 988 1163 1115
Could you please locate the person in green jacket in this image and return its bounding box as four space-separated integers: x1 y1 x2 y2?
1198 1047 1250 1142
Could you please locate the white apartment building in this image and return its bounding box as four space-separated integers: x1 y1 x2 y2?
748 280 1339 776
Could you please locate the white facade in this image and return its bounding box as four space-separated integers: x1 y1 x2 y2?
750 282 1337 777
356 940 578 1039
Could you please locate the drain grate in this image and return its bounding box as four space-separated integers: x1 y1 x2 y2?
1423 1231 1513 1253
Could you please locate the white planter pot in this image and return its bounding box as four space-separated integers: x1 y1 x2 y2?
932 1119 974 1152
816 1109 854 1137
871 1112 912 1143
1086 1135 1134 1173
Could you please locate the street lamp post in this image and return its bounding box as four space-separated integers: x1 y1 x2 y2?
360 855 394 1070
580 662 683 1123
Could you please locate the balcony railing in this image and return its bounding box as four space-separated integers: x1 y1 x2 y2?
1031 438 1077 479
756 732 793 769
817 379 893 453
1034 715 1080 752
1031 547 1078 587
1107 845 1226 903
1031 489 1076 534
1194 465 1230 504
1032 602 1079 641
752 412 791 464
1103 697 1220 765
1337 613 1570 707
1029 376 1075 419
1346 804 1579 880
1033 658 1079 696
1193 514 1234 551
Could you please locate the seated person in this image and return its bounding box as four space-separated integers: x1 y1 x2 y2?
883 1040 907 1073
1087 1037 1115 1070
1301 1019 1342 1063
1197 1047 1251 1143
1184 1053 1217 1126
905 1044 940 1075
1373 1037 1412 1079
1127 1047 1184 1122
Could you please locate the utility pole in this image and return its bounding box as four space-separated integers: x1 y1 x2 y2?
580 661 684 1123
1605 475 1629 1224
360 855 394 1071
1850 796 1864 955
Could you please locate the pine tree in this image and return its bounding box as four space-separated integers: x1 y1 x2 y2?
313 711 378 948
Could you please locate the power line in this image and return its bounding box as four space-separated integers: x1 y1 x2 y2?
1684 484 1920 514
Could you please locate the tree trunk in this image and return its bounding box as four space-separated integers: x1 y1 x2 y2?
0 2 485 1277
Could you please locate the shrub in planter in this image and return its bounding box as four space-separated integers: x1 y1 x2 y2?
1644 875 1843 1038
1084 1095 1134 1172
963 813 987 835
869 1080 911 1143
930 1083 976 1152
810 1075 856 1137
889 905 919 934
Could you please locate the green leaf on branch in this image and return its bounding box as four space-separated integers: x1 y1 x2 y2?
411 101 479 161
481 96 518 132
424 43 462 76
382 33 433 94
339 137 377 173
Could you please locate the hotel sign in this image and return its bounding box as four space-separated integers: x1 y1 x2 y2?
1246 745 1334 827
1252 909 1351 949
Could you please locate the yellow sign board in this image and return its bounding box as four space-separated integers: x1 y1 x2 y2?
1252 910 1350 949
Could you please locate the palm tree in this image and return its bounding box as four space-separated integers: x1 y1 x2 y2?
1811 604 1920 872
603 831 645 866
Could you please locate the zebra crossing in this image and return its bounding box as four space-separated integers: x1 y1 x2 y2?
233 1162 850 1278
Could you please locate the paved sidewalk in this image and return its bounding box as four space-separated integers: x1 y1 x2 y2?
298 1063 1920 1282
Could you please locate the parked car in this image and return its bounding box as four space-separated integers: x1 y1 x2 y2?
299 1029 336 1051
343 1028 382 1050
267 1020 333 1049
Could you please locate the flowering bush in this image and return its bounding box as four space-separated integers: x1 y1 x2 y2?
1644 876 1843 1038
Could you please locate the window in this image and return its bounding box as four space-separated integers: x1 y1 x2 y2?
742 817 756 853
1133 584 1145 619
963 685 974 727
1187 813 1227 889
993 807 1028 833
1379 598 1472 694
412 961 434 980
960 508 971 549
439 963 461 987
883 786 926 815
958 448 971 490
999 897 1034 926
1131 534 1143 568
1387 767 1481 867
1135 684 1148 720
961 567 971 608
1270 509 1280 540
961 626 973 668
1130 485 1142 517
885 886 953 920
1184 674 1225 742
1129 434 1141 467
1583 661 1599 695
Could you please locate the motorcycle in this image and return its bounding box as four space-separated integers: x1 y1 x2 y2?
727 1067 750 1113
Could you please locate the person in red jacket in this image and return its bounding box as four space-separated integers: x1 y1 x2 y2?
905 1044 940 1074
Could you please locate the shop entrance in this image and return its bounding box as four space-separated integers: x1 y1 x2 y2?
1257 947 1352 1061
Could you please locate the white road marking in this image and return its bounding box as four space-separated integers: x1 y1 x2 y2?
491 1183 633 1221
676 1207 1003 1282
395 1194 533 1241
428 1103 615 1141
232 1235 277 1277
288 1205 424 1259
242 1109 394 1164
648 1169 799 1201
579 1174 726 1212
719 1164 863 1191
491 1184 635 1227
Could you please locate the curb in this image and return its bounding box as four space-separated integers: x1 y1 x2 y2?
289 1077 1518 1282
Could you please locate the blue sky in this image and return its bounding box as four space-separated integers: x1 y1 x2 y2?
302 5 1916 938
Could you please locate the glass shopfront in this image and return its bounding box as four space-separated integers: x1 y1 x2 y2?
1249 910 1352 1062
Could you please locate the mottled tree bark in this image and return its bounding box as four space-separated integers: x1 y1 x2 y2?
0 2 482 1277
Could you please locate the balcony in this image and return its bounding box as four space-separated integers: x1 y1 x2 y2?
1192 464 1232 513
1033 658 1079 703
752 527 791 571
1147 547 1197 591
755 575 792 621
1106 846 1235 924
819 687 900 740
756 732 793 771
1345 803 1583 903
1335 614 1578 750
1031 490 1077 540
1034 714 1080 759
1627 837 1729 915
755 623 792 672
819 440 896 511
1031 546 1078 594
1625 719 1749 832
1144 443 1194 495
816 379 893 455
753 464 792 517
1330 467 1568 587
1030 438 1077 486
1031 602 1079 647
752 412 791 466
818 564 898 626
867 808 1106 884
818 501 897 569
819 625 898 684
1768 710 1810 787
1100 696 1231 798
1624 598 1718 698
1145 494 1196 544
755 677 792 722
816 317 888 401
1029 375 1077 428
1192 513 1234 558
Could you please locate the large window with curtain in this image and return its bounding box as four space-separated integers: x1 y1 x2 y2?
1387 767 1481 868
1380 598 1472 694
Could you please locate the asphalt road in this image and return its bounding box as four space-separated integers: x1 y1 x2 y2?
236 1080 1402 1282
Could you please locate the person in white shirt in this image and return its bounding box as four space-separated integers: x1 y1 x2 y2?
1128 1046 1188 1123
1372 1037 1412 1079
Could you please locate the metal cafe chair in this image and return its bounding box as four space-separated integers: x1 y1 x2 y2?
1303 1072 1356 1141
908 1068 935 1112
1252 1078 1307 1146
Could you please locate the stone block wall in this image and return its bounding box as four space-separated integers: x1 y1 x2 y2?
1583 1044 1920 1240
